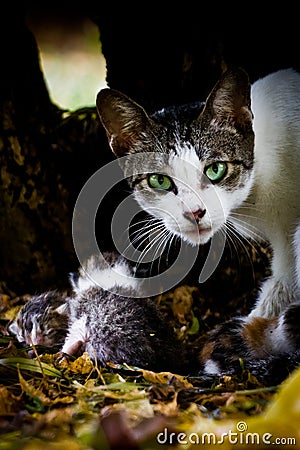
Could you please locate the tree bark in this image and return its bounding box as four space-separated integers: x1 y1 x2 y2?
0 4 298 298
0 7 112 294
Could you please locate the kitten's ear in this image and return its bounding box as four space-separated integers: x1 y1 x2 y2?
8 320 18 336
55 303 69 315
96 89 156 157
200 67 253 130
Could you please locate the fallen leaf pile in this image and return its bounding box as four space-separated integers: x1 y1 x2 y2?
1 283 300 449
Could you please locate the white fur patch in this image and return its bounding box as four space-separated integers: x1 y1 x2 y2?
267 314 296 354
204 359 221 375
61 315 88 354
75 259 140 293
146 144 228 246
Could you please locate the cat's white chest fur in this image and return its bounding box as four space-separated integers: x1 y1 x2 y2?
236 69 300 318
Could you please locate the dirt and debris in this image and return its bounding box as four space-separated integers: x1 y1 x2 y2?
1 263 300 449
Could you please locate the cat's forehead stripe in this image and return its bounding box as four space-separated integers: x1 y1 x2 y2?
172 140 200 168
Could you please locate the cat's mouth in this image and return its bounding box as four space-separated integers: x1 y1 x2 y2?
181 224 213 245
197 225 213 242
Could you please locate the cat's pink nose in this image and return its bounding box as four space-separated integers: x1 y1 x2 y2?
184 208 206 224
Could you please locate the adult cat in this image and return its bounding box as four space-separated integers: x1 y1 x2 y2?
96 67 300 319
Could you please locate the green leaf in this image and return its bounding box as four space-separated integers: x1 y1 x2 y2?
187 315 200 335
23 392 45 413
0 357 62 377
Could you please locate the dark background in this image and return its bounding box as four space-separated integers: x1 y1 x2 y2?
0 1 298 300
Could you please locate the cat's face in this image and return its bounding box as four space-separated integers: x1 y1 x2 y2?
97 68 254 246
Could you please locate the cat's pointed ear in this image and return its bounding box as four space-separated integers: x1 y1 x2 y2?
96 89 156 156
200 67 253 130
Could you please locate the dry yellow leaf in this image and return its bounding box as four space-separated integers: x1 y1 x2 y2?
18 367 51 405
141 369 193 389
62 352 95 374
0 386 21 414
177 367 300 449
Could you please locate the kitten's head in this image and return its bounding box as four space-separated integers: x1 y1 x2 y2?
96 68 254 246
8 292 69 347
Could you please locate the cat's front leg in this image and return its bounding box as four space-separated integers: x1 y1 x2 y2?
249 233 299 318
249 275 298 319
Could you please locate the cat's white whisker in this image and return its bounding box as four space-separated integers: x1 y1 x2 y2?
129 226 154 249
129 216 163 233
150 229 174 273
230 211 267 229
147 234 168 274
228 216 265 242
129 219 163 242
126 218 162 236
224 222 257 281
136 226 168 267
126 216 157 234
118 218 164 260
165 231 178 265
226 220 262 253
131 222 165 251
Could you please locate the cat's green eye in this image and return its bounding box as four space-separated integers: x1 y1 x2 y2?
148 174 173 191
205 162 227 182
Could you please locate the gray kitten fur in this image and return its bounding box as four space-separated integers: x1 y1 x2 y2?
63 285 182 371
63 253 184 371
9 253 184 371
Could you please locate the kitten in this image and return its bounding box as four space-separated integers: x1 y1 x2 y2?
96 67 300 319
9 253 184 371
199 302 300 385
8 290 69 349
62 252 184 372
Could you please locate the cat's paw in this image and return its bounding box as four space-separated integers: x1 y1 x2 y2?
60 340 85 358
